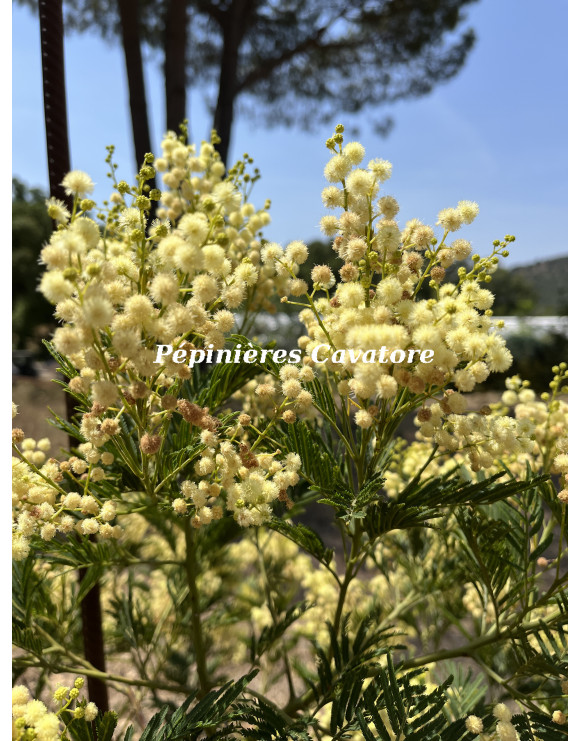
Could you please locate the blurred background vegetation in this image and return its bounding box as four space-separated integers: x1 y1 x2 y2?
12 179 56 368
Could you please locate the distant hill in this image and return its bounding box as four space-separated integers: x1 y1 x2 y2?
484 256 567 316
510 256 567 315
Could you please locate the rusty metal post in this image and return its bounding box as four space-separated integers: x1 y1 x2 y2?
38 0 109 711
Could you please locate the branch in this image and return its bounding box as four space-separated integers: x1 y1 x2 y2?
284 610 565 717
195 0 225 25
238 26 326 93
14 657 188 694
237 6 355 95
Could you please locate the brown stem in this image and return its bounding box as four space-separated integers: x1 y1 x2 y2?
78 558 110 711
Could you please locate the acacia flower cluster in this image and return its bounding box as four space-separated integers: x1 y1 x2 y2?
233 363 317 427
170 424 301 527
12 677 99 741
13 130 304 557
261 125 534 468
379 365 568 505
12 407 120 560
41 134 277 387
498 366 568 500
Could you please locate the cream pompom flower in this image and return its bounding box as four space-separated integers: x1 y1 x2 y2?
61 170 95 198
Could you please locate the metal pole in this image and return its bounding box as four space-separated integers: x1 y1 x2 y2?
38 0 109 711
39 0 71 204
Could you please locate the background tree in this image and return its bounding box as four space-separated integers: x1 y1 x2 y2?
198 0 480 163
118 0 156 170
486 267 536 316
18 0 182 170
12 179 55 355
164 0 188 132
21 0 479 165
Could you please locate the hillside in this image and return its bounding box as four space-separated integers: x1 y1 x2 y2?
510 256 568 315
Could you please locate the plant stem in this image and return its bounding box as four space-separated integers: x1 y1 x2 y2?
284 610 564 717
332 521 362 634
78 559 109 710
15 658 186 694
401 610 564 669
255 531 296 700
183 519 212 695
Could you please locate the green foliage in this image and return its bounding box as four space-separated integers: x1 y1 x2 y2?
268 518 334 566
77 652 568 741
318 466 549 538
437 661 487 722
12 179 55 353
283 420 338 490
67 713 121 741
94 711 119 741
250 601 312 664
499 331 568 392
127 669 263 739
510 711 568 740
66 718 95 741
352 659 453 740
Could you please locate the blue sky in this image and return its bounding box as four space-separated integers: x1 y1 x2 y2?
12 0 567 267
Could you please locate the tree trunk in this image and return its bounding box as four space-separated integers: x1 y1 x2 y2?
78 560 109 709
213 0 249 166
164 0 188 134
118 0 154 170
39 0 110 712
